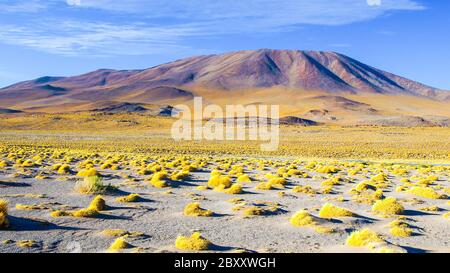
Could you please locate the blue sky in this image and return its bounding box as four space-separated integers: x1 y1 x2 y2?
0 0 449 89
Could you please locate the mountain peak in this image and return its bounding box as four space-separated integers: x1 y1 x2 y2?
0 49 447 115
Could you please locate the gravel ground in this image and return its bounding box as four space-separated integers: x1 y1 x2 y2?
0 163 449 253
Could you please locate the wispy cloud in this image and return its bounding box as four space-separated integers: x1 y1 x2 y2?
61 0 425 24
0 0 48 13
0 0 425 56
0 20 202 56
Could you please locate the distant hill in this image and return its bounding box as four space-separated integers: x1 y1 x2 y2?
1 49 449 126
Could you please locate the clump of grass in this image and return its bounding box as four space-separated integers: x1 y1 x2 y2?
292 185 315 195
345 228 383 247
234 174 251 183
51 195 106 218
314 226 335 234
214 183 243 194
407 186 446 199
57 164 72 174
443 212 450 219
0 199 9 228
34 172 49 180
17 240 39 248
116 193 140 203
170 171 190 181
175 232 211 251
108 237 132 252
242 206 265 217
71 208 99 218
419 206 439 212
289 210 316 227
74 176 108 195
0 199 7 214
76 168 100 177
150 172 170 188
208 174 232 189
88 195 107 211
50 210 71 217
227 198 245 204
268 177 286 186
255 182 273 190
371 197 404 217
183 202 213 217
255 177 286 190
319 203 354 219
21 160 35 167
321 177 342 187
316 165 340 174
371 173 388 183
349 182 384 204
101 229 129 237
0 160 8 168
389 220 413 237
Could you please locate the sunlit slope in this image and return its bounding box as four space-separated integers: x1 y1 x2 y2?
0 49 449 125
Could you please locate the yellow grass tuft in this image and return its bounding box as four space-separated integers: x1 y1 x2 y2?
346 229 383 247
243 206 265 216
292 185 315 195
17 240 38 248
150 171 169 188
371 197 404 217
289 210 316 227
314 226 335 234
116 193 140 203
71 208 99 218
101 229 128 237
108 237 132 252
0 199 7 214
0 199 9 228
88 195 107 211
57 164 72 174
236 174 252 183
319 203 354 219
51 195 106 218
77 168 100 177
207 174 232 189
222 183 243 194
183 202 213 217
407 186 446 199
175 232 211 251
74 176 106 195
390 225 412 237
419 205 439 212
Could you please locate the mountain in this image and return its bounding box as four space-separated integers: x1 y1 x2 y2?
0 49 449 125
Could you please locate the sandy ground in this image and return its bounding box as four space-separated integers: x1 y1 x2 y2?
0 159 449 254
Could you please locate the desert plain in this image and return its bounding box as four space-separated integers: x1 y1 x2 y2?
0 113 449 253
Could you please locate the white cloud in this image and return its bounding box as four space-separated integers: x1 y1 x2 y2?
0 20 202 56
0 0 47 13
367 0 382 6
66 0 81 6
0 0 426 56
63 0 424 26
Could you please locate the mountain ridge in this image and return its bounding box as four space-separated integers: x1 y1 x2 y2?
0 49 449 126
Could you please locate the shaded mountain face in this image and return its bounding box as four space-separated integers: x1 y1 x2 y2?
0 49 447 115
103 49 443 97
